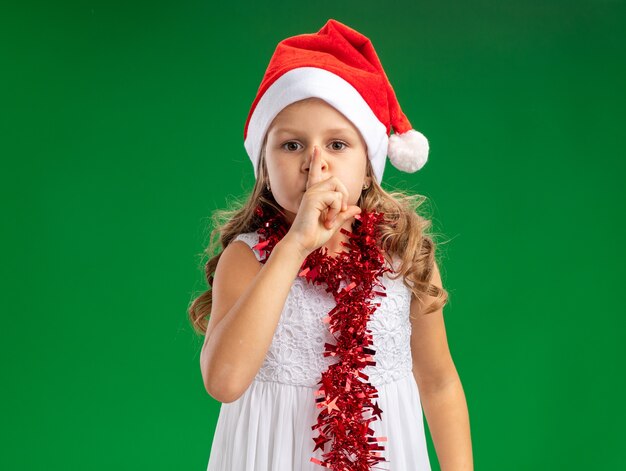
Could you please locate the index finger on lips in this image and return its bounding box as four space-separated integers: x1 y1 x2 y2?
306 146 321 190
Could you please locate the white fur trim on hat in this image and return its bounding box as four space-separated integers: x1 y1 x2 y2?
388 129 429 173
244 67 389 183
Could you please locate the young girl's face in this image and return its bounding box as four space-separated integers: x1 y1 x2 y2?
264 97 370 223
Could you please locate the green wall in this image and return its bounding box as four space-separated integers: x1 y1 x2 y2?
2 1 625 469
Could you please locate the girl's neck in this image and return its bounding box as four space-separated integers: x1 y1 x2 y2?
323 219 355 257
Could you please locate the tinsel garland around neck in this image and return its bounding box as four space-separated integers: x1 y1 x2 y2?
251 204 393 470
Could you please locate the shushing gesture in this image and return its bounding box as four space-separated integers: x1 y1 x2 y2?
282 145 362 258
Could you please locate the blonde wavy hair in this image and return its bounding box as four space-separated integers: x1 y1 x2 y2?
188 138 449 335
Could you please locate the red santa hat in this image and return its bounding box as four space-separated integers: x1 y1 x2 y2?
243 18 429 184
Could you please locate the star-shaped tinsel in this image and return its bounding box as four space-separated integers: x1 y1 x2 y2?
253 204 392 470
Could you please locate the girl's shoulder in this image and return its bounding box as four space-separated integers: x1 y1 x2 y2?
230 229 263 262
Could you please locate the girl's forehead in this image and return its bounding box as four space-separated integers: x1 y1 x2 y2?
278 97 341 116
270 100 356 132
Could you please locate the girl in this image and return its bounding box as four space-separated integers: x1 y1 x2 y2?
189 19 473 471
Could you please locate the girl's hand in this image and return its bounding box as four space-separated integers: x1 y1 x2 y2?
283 145 362 258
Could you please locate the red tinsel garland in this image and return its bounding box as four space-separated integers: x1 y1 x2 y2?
251 204 393 470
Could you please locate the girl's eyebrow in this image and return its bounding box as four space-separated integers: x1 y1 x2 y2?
274 127 355 136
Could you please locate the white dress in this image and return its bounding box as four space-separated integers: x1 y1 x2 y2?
206 230 432 471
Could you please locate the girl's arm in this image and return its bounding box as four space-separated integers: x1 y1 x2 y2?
410 261 474 471
201 235 308 403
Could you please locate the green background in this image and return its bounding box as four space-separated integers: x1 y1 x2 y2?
3 0 625 469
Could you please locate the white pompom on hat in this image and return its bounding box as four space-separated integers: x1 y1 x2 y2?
243 18 429 184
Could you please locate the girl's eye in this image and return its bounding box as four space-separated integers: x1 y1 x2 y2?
281 140 348 152
282 141 302 152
